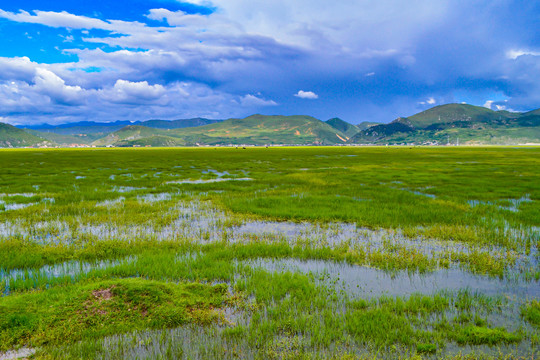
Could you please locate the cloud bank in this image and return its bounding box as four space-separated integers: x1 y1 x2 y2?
0 1 538 125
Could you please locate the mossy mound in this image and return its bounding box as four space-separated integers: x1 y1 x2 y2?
0 278 228 350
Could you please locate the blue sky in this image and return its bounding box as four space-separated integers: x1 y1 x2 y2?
0 0 538 125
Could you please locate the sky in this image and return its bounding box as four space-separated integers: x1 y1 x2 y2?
0 1 538 125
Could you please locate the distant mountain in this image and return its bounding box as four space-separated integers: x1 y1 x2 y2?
522 108 540 116
5 104 540 148
356 121 381 131
349 104 540 145
93 125 171 146
169 114 348 145
22 118 222 135
405 104 497 128
23 121 134 135
98 115 348 147
0 123 50 147
25 129 103 145
325 118 359 138
141 118 221 129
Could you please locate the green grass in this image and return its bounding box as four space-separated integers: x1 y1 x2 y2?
521 300 540 327
0 278 227 350
0 147 538 359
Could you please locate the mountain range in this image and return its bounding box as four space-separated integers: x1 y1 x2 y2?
1 104 539 147
349 104 540 145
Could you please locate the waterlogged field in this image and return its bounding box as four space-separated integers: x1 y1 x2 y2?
0 147 539 359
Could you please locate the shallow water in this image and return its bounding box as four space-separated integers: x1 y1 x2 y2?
137 193 172 202
166 177 252 185
96 197 125 207
0 347 35 360
0 197 536 278
1 257 136 295
242 258 540 300
468 194 532 212
0 193 37 198
410 190 436 198
0 202 36 211
111 186 146 193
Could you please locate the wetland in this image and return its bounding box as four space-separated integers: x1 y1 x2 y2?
0 146 539 359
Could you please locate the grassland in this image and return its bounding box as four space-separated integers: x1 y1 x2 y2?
0 147 538 359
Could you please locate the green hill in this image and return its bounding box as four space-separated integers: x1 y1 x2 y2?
356 121 381 131
349 104 540 145
25 129 103 145
325 118 359 138
0 123 49 147
168 115 348 145
523 108 540 117
406 104 497 128
23 118 221 136
141 118 221 129
93 115 348 147
93 125 170 146
115 135 188 147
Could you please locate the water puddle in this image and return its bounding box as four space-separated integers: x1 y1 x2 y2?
166 178 252 185
468 195 532 212
96 197 125 207
0 199 536 278
397 188 436 199
0 348 36 360
1 257 136 295
0 193 37 198
111 186 146 193
242 258 539 300
137 193 172 203
202 169 230 177
0 203 36 211
410 190 436 199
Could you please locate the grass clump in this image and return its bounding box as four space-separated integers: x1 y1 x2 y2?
453 325 522 345
521 300 540 327
0 278 227 350
416 343 437 354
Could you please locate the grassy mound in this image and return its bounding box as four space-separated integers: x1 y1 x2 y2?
0 278 227 350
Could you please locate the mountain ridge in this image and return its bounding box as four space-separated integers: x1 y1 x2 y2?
2 104 540 147
0 123 50 147
349 104 540 145
102 115 350 146
20 118 222 135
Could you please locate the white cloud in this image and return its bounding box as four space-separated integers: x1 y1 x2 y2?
101 80 167 104
360 49 399 58
33 68 84 105
506 49 540 59
418 97 436 105
294 90 318 99
0 9 110 29
62 35 74 42
483 100 493 109
0 56 39 82
240 94 277 107
0 2 538 123
0 75 248 124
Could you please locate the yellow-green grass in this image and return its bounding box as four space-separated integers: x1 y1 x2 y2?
0 147 538 359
